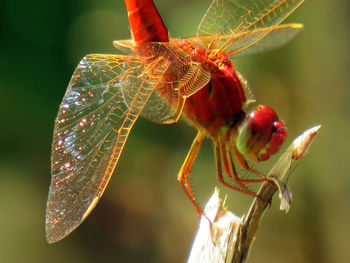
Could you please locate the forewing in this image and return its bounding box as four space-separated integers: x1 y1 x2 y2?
197 0 304 52
199 23 303 57
229 23 303 57
46 54 155 243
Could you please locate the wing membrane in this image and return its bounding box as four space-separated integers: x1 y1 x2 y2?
228 23 303 57
198 23 303 57
46 54 157 243
46 41 211 242
197 0 304 52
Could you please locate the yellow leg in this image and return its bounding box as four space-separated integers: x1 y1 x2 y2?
177 130 206 215
214 137 258 197
233 147 269 183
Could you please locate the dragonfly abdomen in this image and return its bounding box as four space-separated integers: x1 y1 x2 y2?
124 0 169 44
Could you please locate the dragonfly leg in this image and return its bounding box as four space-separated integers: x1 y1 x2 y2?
214 139 258 198
233 147 272 184
177 130 207 217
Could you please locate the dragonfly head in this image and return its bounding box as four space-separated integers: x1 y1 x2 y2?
236 105 287 162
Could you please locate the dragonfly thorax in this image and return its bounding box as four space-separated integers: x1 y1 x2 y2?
182 53 248 136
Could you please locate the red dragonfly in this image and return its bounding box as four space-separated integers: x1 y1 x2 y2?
46 0 304 243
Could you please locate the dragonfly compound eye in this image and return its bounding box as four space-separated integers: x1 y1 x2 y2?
236 105 287 162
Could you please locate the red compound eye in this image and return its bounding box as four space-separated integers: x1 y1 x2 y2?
236 105 287 162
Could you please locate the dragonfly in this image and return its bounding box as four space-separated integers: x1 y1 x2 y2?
46 0 304 243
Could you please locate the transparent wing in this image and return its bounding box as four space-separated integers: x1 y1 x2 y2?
198 23 303 58
114 40 211 124
46 54 157 243
197 0 304 52
228 23 303 57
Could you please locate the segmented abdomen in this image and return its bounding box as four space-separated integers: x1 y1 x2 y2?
124 0 169 43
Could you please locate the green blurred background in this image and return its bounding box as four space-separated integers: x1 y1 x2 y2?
0 0 349 262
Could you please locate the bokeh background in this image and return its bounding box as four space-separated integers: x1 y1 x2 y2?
0 0 349 262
